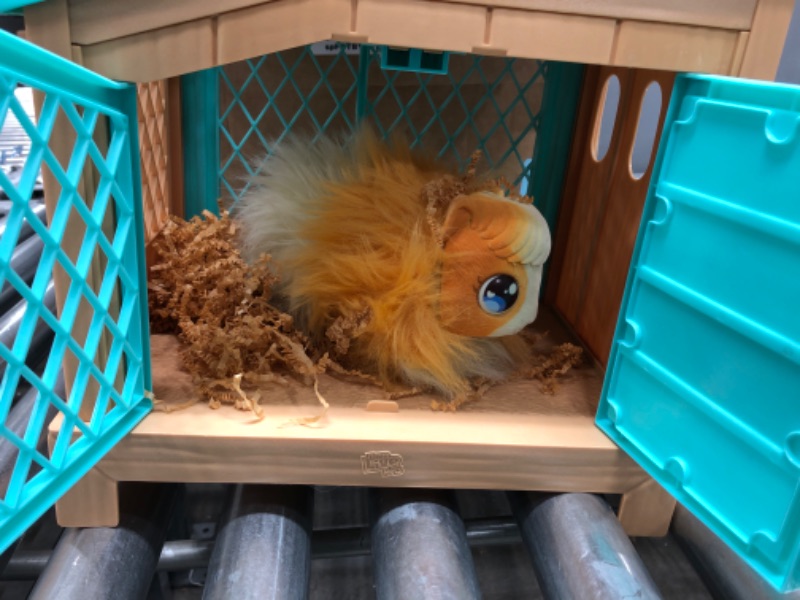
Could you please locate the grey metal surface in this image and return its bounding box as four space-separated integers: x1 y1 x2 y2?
28 483 177 600
511 492 662 600
0 508 63 599
202 485 313 600
0 540 19 581
632 536 712 600
159 539 215 573
0 376 62 499
464 518 520 547
1 548 46 580
0 280 55 378
2 516 524 579
0 234 44 314
312 516 519 560
0 201 47 240
371 489 482 600
4 540 216 580
1 487 730 599
672 504 800 600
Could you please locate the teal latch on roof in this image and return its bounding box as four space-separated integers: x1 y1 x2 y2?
598 73 800 592
380 47 449 75
0 29 152 553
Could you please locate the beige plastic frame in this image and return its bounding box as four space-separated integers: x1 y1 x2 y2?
21 0 793 534
38 0 794 83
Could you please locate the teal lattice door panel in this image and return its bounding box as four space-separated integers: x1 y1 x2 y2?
598 73 800 592
0 31 151 552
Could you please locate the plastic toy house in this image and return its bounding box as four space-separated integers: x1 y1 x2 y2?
0 0 797 591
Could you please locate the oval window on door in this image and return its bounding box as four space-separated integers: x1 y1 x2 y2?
629 82 663 179
591 75 621 162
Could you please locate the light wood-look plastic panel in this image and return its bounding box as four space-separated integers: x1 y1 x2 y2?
217 0 351 66
738 0 795 79
613 21 740 74
357 0 486 53
80 18 215 83
68 0 759 46
440 0 759 30
51 310 675 536
61 0 791 82
489 10 616 63
54 466 119 527
138 80 171 244
68 0 272 45
617 478 677 537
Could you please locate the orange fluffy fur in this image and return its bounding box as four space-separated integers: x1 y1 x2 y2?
236 129 528 397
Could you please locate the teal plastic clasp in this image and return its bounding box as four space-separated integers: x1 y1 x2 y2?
380 46 449 75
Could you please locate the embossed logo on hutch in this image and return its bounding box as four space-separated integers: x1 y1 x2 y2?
361 451 405 477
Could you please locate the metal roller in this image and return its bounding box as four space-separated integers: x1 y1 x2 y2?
672 504 800 600
510 492 662 600
0 201 47 240
28 483 178 600
0 233 45 315
0 280 55 378
371 489 482 600
3 540 217 580
0 541 18 579
3 516 522 579
0 376 62 500
203 485 313 600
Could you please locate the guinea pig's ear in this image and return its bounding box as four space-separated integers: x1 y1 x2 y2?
442 193 550 266
441 195 475 244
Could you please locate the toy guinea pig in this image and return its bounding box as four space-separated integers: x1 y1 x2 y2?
235 128 551 398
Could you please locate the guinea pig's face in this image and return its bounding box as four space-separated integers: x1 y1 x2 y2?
438 193 550 338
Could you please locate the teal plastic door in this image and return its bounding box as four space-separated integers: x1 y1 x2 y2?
597 73 800 592
0 31 151 552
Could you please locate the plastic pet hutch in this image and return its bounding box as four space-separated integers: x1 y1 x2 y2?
0 0 798 592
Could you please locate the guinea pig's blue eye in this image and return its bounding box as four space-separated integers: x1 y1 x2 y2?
478 274 519 315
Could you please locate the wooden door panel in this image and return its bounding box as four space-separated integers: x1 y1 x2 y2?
577 70 675 363
548 66 675 365
551 67 632 324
